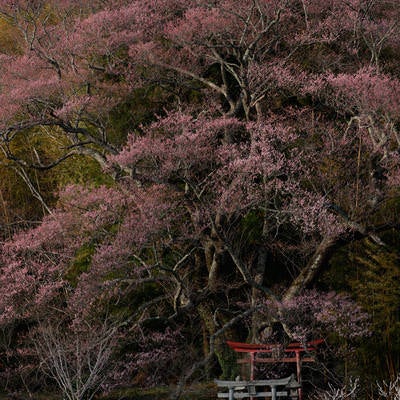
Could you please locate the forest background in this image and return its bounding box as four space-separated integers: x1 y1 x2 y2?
0 1 399 399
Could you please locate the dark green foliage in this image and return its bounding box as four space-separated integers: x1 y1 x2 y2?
239 211 264 245
321 233 400 381
64 242 95 287
107 85 174 147
51 155 115 188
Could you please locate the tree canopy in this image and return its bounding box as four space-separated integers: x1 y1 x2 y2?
0 0 399 398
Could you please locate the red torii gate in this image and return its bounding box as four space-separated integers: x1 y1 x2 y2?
226 339 324 400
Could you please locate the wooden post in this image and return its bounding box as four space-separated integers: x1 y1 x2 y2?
271 385 277 400
250 352 255 380
295 350 302 400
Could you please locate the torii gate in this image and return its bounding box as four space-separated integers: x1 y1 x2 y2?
226 339 324 400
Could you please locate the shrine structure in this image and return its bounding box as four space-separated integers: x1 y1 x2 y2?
226 339 324 400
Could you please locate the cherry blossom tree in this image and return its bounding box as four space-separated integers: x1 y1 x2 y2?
0 0 399 396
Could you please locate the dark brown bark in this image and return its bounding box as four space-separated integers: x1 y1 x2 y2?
283 235 339 301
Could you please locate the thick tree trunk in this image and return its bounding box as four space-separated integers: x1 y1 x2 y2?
197 303 239 380
250 245 268 342
204 213 227 291
204 237 225 292
283 235 339 301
